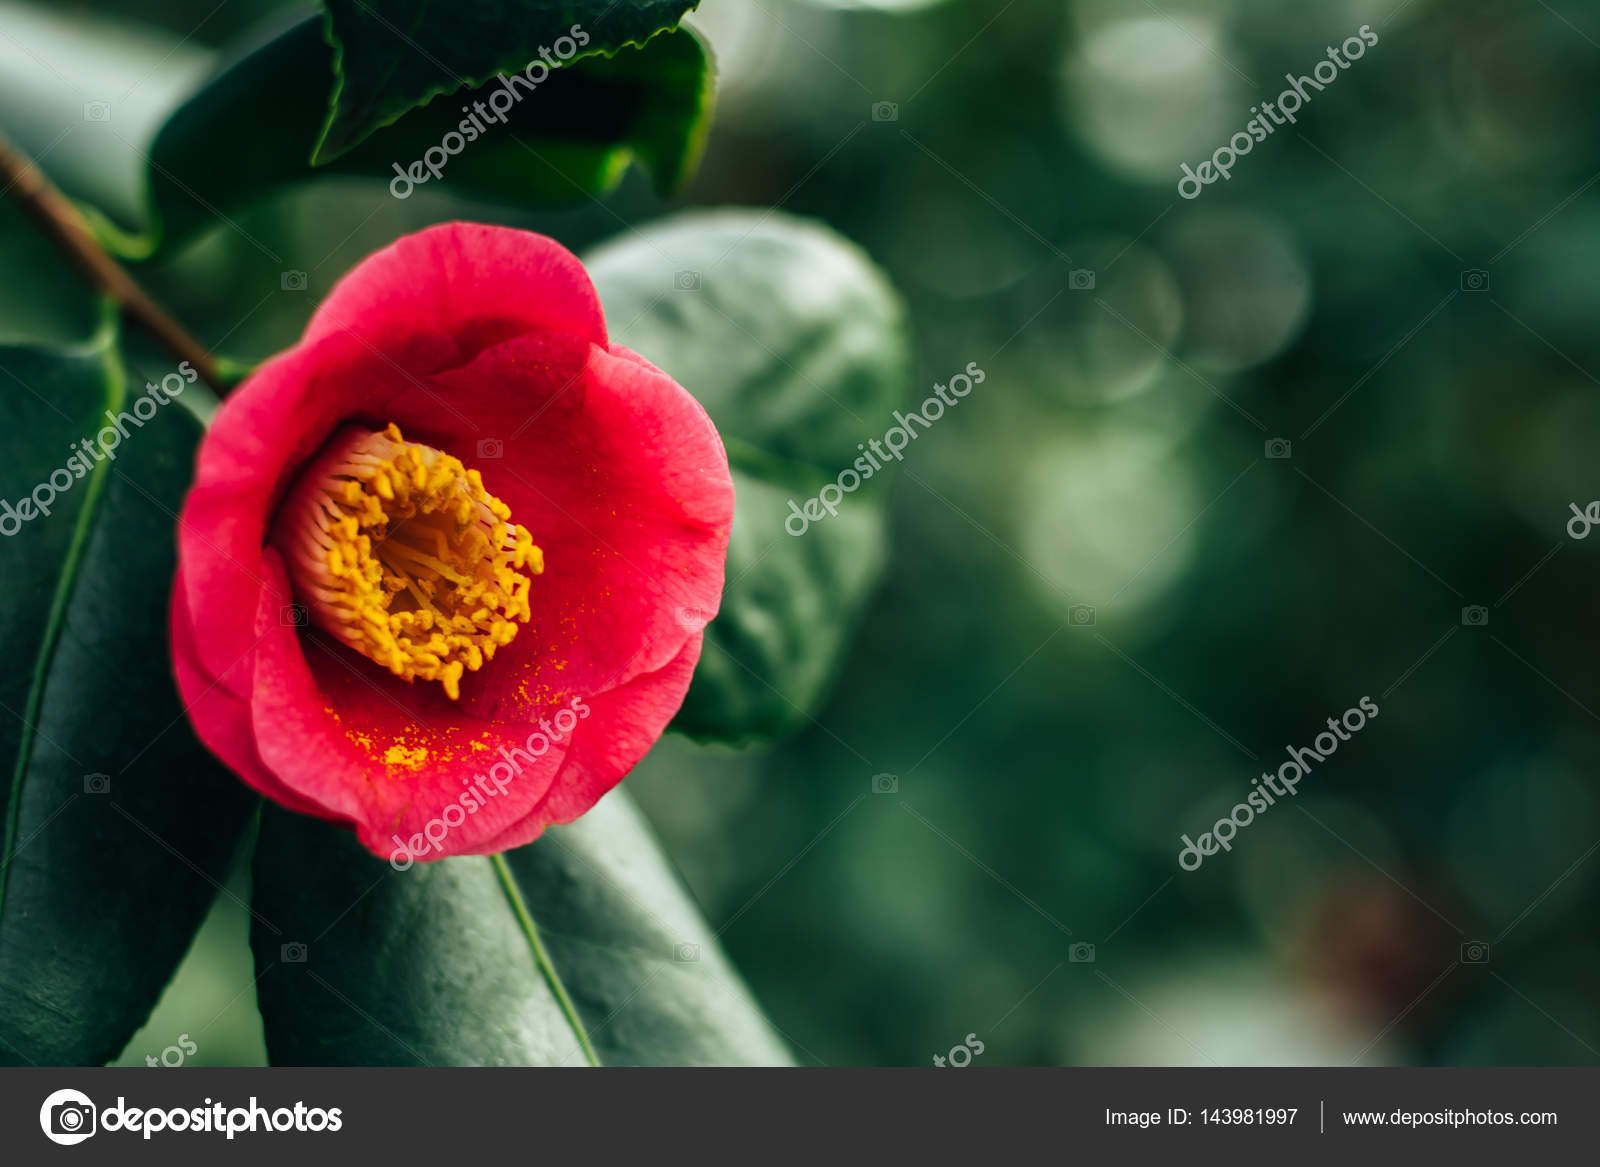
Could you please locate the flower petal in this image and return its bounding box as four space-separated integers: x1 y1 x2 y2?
304 221 607 354
469 632 704 854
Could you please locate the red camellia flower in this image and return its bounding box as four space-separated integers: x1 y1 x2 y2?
172 223 733 864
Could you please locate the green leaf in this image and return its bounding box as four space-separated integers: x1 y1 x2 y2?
362 22 715 204
74 15 712 258
250 793 791 1066
0 319 257 1066
317 0 700 163
585 211 913 741
0 193 99 347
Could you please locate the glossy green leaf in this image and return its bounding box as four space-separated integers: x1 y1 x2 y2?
585 211 913 740
0 321 256 1066
69 14 712 258
317 0 700 162
250 793 792 1066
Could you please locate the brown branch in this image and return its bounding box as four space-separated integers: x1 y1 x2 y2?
0 128 221 389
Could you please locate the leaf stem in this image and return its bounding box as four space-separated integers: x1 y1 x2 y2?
490 852 601 1066
0 128 222 390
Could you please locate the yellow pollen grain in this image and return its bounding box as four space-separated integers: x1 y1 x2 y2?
383 744 430 769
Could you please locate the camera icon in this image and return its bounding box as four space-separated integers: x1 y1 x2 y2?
1265 438 1292 460
674 942 700 963
1069 942 1096 963
82 101 111 123
674 605 712 628
281 942 308 963
1460 269 1490 293
1068 604 1096 627
279 603 307 627
83 773 111 795
1461 605 1489 627
674 270 702 291
280 270 308 292
1068 269 1097 291
871 772 899 794
476 437 504 459
871 101 899 122
48 1098 96 1142
1460 940 1490 964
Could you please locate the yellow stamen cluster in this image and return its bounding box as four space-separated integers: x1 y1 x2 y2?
279 423 541 700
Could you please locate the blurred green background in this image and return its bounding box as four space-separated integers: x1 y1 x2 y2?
5 0 1598 1066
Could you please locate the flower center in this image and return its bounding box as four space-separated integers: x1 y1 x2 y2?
276 423 540 700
